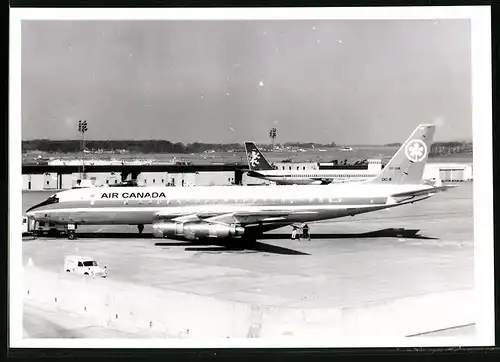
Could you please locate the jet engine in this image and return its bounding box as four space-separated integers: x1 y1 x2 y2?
152 221 245 240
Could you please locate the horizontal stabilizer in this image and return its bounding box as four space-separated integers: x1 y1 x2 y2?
391 185 456 198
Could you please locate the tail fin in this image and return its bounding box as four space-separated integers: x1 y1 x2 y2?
244 142 275 171
369 124 436 185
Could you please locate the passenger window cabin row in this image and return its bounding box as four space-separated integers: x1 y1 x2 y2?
117 198 346 205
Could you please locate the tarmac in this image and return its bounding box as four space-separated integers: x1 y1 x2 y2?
20 182 475 341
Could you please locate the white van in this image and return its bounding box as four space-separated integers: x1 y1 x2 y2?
64 255 107 278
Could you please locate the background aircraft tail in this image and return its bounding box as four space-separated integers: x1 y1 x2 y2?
244 142 275 171
368 124 436 185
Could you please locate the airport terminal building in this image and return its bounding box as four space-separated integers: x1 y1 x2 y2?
21 159 473 191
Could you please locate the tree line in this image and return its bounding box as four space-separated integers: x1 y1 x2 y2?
22 140 245 154
429 142 472 157
21 140 337 154
281 142 337 148
22 139 472 156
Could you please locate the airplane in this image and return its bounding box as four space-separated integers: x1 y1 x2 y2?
244 142 379 185
26 124 452 242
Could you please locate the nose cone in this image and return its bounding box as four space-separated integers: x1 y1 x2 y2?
25 210 42 220
25 204 38 215
25 203 47 218
25 204 41 215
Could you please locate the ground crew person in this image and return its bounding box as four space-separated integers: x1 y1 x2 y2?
303 224 310 241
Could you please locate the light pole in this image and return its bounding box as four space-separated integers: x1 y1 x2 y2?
269 127 277 150
78 120 88 179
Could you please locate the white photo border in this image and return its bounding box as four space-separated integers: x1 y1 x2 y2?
9 6 493 348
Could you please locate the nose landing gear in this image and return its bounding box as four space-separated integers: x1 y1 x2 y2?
67 224 77 240
138 224 144 234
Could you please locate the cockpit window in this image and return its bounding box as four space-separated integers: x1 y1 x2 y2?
42 194 59 206
47 194 59 204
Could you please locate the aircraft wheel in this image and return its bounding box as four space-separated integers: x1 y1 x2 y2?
68 231 76 240
138 224 144 234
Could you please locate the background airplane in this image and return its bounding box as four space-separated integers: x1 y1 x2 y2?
244 142 379 185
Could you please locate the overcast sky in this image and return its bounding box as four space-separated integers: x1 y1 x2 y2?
21 19 471 144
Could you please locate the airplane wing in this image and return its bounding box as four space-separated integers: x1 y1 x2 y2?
204 210 319 233
155 209 318 227
155 211 218 221
310 178 334 185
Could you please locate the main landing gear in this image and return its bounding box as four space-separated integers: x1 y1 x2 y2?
138 224 144 234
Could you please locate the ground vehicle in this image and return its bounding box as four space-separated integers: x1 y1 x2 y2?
22 216 36 236
63 255 107 278
35 220 67 236
23 215 76 239
23 216 66 237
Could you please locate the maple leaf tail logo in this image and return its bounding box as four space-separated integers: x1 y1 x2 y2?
247 151 261 167
404 139 427 162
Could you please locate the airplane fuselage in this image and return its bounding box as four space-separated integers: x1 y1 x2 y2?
26 183 434 226
248 170 378 185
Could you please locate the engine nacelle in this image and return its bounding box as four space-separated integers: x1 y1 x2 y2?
152 221 245 240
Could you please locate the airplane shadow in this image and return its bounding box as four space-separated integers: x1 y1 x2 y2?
27 228 436 255
155 240 310 256
264 228 438 240
31 228 434 241
68 232 156 239
32 231 308 255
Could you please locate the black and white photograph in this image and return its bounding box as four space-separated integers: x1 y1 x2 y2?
9 7 493 348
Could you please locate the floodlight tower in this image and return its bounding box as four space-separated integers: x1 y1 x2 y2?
78 120 88 178
269 127 277 150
